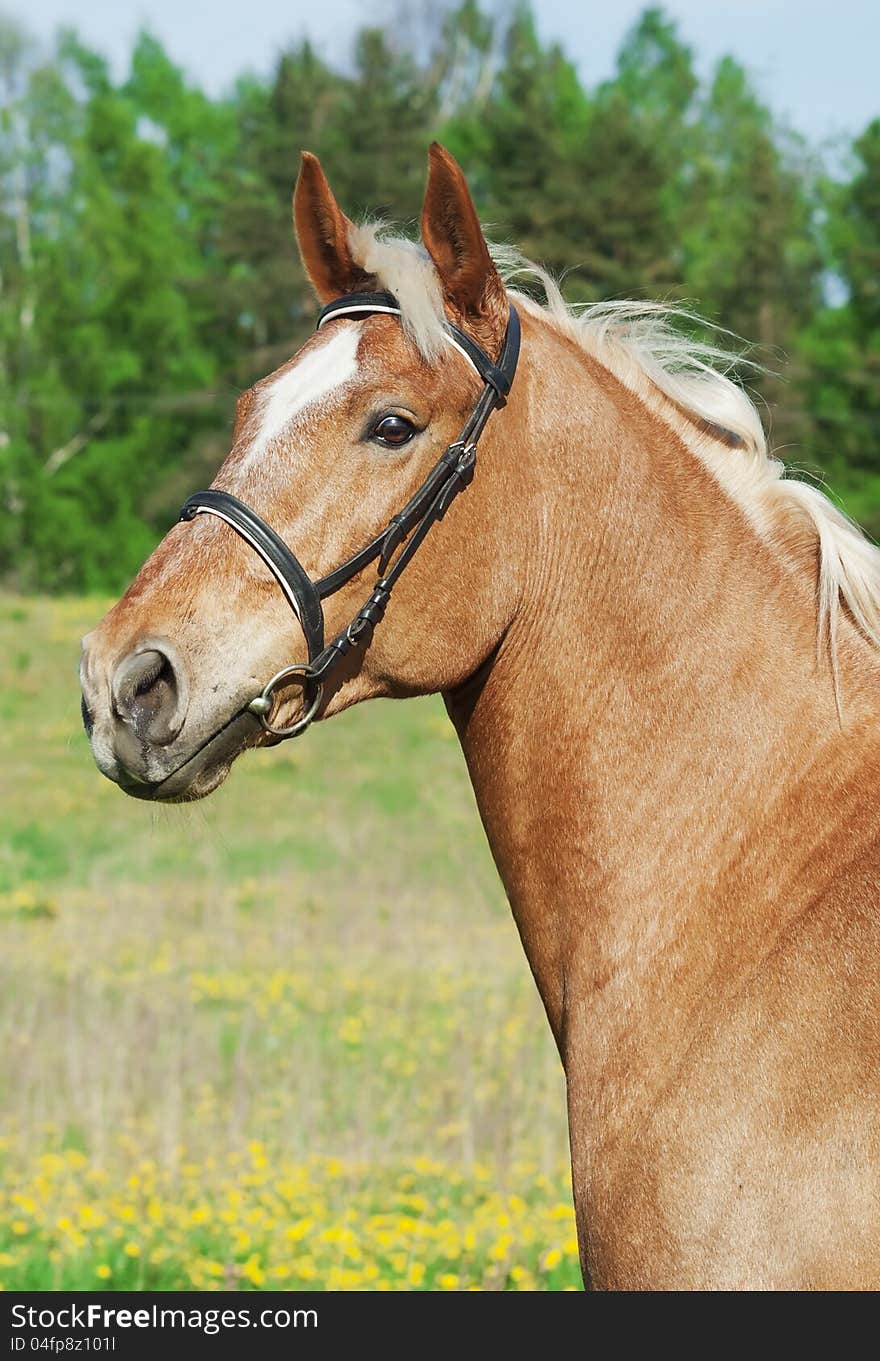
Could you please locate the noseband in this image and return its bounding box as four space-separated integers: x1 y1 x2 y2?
179 291 520 740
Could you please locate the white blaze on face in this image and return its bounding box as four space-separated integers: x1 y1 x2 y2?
243 324 361 469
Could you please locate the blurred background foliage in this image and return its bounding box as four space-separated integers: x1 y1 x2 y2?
2 1 879 592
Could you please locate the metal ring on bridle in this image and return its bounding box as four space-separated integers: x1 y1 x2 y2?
247 664 324 739
345 617 373 647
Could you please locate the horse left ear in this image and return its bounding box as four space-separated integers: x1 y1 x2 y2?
420 143 506 324
294 151 372 302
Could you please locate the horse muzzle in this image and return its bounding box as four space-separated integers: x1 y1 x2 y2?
80 632 257 802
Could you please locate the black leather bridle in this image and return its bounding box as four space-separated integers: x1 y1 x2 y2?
179 291 521 740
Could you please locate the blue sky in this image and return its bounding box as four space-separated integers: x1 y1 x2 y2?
14 0 879 146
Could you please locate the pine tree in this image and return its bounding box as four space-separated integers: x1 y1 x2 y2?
444 8 590 269
797 121 880 534
684 57 819 351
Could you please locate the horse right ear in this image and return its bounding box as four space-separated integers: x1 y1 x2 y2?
294 152 371 302
420 143 505 324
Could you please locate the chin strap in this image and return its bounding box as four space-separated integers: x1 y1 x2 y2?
179 293 520 739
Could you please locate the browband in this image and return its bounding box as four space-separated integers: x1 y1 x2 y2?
317 291 520 401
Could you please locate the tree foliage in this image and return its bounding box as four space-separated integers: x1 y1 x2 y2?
1 3 877 588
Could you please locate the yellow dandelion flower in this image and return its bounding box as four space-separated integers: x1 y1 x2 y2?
123 1243 140 1258
439 1273 459 1290
96 1265 111 1280
337 1016 364 1045
543 1248 563 1270
284 1217 313 1242
240 1256 265 1287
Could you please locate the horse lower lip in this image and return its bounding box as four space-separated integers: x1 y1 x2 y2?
116 773 161 801
111 708 257 802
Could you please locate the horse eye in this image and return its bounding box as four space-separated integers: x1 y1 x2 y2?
373 415 416 447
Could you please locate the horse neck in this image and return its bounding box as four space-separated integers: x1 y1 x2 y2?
448 316 880 1071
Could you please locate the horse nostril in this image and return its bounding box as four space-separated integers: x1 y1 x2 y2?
112 645 185 745
81 694 94 737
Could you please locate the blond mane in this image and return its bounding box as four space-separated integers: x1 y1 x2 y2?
348 222 880 682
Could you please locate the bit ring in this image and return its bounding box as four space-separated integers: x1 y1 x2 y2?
247 664 323 739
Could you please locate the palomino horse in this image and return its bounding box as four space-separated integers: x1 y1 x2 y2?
81 145 880 1290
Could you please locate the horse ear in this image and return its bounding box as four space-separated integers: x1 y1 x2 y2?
294 152 371 302
420 143 504 321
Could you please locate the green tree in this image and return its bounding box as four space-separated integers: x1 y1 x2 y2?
614 5 697 130
684 57 819 351
797 121 880 533
443 6 680 300
837 120 880 339
218 43 346 366
0 28 221 587
443 7 590 267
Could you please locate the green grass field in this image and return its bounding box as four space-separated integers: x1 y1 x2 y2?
0 595 577 1291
